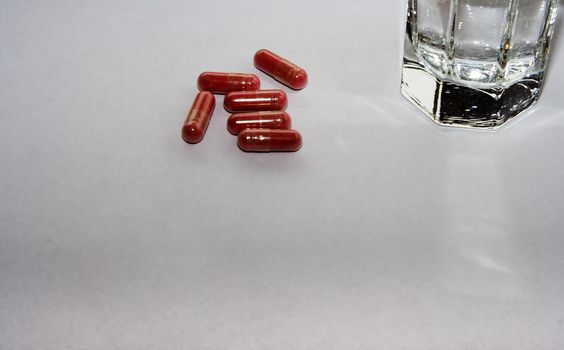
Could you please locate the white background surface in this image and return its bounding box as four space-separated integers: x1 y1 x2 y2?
1 1 564 349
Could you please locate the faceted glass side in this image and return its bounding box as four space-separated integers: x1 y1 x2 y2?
401 0 560 129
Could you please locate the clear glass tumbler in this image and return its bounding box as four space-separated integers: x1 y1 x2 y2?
401 0 560 128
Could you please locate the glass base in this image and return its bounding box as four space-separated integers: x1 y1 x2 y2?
401 35 543 130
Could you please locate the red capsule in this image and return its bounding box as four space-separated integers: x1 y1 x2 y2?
197 72 260 94
237 129 302 152
254 49 308 90
227 111 292 135
224 90 288 113
182 91 215 144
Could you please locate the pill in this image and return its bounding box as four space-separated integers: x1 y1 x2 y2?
182 91 215 144
237 129 302 152
254 49 308 90
227 111 292 135
224 90 288 113
197 72 260 94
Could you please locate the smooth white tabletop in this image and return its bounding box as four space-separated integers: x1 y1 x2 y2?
2 1 564 349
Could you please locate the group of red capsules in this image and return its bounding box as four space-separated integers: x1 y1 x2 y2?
181 49 308 152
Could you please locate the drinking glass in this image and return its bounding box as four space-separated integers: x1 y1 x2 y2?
401 0 560 128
